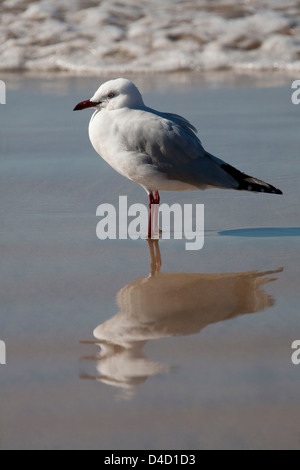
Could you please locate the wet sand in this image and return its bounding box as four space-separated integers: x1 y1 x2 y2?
0 73 300 450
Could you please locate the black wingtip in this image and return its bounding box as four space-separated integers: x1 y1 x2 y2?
259 186 283 195
221 163 283 195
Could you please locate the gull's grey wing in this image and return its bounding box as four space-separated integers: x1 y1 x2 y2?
121 108 206 166
146 107 199 136
119 107 240 190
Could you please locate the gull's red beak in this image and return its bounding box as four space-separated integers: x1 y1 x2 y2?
73 99 100 111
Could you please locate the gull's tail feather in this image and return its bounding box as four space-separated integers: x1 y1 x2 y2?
221 163 283 195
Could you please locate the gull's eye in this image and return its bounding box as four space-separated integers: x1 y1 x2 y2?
108 92 115 99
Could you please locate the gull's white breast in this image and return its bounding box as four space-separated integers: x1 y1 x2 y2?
88 108 197 192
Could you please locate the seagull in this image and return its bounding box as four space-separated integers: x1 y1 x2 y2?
74 78 282 238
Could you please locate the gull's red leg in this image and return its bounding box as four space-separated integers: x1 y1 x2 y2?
148 192 155 239
152 190 160 238
154 191 160 204
153 191 162 236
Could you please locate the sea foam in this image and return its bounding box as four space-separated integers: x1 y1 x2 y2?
1 0 300 74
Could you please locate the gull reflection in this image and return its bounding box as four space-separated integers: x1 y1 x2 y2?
81 240 282 397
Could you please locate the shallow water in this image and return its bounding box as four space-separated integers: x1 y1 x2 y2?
0 73 300 450
1 0 300 73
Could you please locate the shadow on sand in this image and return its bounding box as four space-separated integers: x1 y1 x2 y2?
219 227 300 237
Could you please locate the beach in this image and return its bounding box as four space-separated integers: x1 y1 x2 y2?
0 72 300 449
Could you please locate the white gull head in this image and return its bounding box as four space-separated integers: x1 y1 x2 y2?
74 78 145 112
